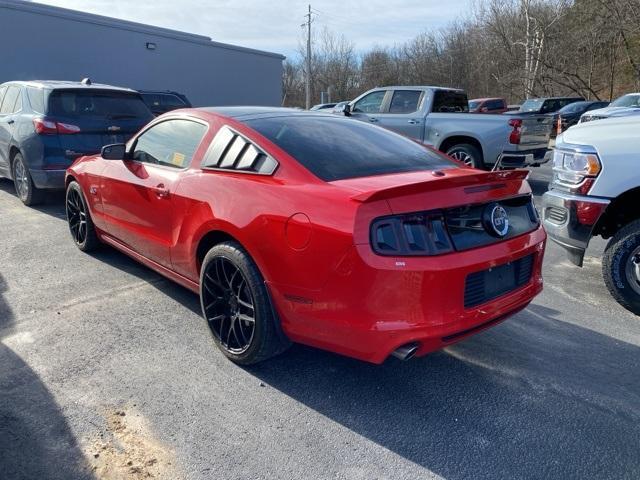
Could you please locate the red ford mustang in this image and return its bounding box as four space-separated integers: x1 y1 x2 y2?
65 107 546 364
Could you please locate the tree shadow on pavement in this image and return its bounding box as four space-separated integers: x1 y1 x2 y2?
248 303 640 480
0 273 95 480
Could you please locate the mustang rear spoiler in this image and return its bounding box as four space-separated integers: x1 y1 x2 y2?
350 170 529 203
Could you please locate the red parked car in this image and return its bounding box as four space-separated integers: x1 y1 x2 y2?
468 97 508 114
65 107 546 364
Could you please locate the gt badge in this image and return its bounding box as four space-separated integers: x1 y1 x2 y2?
483 203 509 238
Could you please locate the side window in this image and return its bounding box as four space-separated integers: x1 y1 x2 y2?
27 87 45 114
131 119 207 169
353 91 386 113
161 94 187 109
432 90 469 113
0 86 20 115
487 99 504 110
388 90 422 114
141 93 161 110
541 100 557 113
201 126 278 175
0 86 6 109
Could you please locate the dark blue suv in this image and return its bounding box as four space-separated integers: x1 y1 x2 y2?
0 80 154 205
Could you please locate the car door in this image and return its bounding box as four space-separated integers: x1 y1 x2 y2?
0 85 21 174
375 89 425 140
99 118 208 268
349 90 389 125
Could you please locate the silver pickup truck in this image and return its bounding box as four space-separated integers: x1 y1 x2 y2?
341 86 553 169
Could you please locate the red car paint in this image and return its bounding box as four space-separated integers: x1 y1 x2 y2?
66 108 545 364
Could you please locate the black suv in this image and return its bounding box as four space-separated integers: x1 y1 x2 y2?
517 96 585 114
0 79 154 205
138 90 191 116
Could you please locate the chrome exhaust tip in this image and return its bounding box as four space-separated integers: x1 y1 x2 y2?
391 343 419 361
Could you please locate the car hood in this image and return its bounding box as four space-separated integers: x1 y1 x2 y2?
582 106 640 118
559 115 640 148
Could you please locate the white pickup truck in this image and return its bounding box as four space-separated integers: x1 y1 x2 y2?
542 115 640 314
340 86 553 170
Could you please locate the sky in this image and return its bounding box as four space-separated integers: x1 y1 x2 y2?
32 0 474 59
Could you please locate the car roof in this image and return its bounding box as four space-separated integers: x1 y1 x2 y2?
526 96 584 101
2 80 137 93
200 106 325 121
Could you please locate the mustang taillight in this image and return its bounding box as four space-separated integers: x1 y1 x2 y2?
370 212 453 256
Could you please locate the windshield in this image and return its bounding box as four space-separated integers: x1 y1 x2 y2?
610 94 640 108
246 116 456 181
48 90 153 120
468 101 480 110
520 99 544 112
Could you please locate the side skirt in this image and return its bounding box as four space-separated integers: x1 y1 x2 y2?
99 232 200 294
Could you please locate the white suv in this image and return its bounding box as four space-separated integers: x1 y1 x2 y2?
542 115 640 314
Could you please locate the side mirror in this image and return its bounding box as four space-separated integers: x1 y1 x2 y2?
101 143 127 160
340 103 352 116
480 106 489 113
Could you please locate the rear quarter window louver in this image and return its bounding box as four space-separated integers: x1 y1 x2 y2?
201 126 278 175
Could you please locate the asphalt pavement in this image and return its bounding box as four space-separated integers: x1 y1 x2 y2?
0 164 639 480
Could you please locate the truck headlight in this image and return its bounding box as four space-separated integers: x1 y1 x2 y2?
552 148 601 192
562 152 601 176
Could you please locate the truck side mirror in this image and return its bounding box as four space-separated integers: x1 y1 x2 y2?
340 103 352 116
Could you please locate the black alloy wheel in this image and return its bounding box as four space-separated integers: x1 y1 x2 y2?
67 187 87 245
202 256 256 354
200 242 290 364
65 181 100 252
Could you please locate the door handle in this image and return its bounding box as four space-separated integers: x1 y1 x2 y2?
368 117 379 123
408 119 420 124
7 119 14 125
153 183 170 198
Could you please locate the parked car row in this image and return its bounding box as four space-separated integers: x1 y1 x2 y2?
0 77 547 366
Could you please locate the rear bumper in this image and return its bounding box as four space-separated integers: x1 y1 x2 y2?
542 190 610 266
498 148 552 168
271 226 546 363
29 168 66 189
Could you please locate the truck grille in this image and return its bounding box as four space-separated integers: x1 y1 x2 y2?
464 254 534 308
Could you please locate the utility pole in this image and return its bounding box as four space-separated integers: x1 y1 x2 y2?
303 4 313 109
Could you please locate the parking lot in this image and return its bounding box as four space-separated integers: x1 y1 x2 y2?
0 164 639 479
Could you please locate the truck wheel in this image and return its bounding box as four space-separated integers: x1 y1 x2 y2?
445 144 484 170
602 219 640 315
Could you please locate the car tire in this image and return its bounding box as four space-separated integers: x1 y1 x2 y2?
200 241 291 365
445 144 484 170
65 181 100 252
602 219 640 315
12 153 44 206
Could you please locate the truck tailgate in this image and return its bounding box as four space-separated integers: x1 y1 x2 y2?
519 115 553 148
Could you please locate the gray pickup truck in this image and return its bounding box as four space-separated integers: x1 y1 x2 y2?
341 86 553 169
